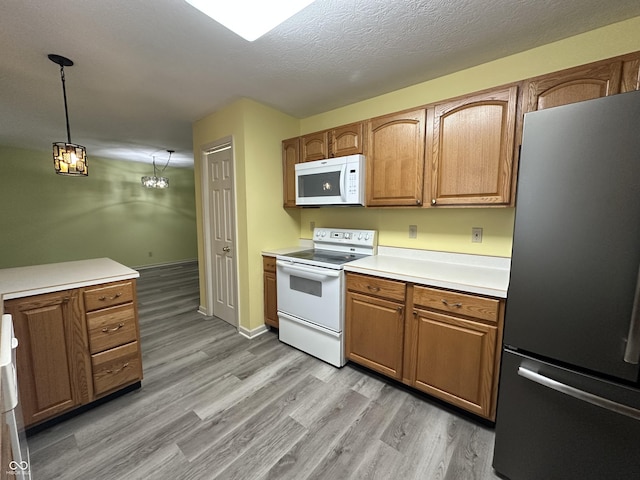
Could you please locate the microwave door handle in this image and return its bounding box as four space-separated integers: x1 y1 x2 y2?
340 164 347 201
624 264 640 364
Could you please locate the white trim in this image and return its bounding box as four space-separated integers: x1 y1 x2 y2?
238 324 269 339
199 136 240 326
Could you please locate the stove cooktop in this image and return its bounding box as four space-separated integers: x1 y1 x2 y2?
281 248 369 266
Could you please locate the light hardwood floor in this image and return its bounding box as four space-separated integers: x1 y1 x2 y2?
28 261 502 480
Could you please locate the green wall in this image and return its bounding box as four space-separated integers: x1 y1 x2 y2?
0 146 198 269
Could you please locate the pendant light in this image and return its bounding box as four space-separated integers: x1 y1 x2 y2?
141 150 173 188
49 54 87 176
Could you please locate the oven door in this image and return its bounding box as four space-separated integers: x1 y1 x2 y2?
276 260 343 332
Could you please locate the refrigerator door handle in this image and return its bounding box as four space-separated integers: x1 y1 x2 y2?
517 366 640 421
623 265 640 364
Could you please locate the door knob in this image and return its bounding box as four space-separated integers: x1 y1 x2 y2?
222 246 231 252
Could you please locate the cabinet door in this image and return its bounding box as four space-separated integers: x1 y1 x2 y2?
367 109 426 206
4 290 92 427
331 122 364 157
523 60 622 113
621 53 640 92
263 271 278 328
345 291 405 379
412 309 497 418
282 137 299 208
427 85 518 206
301 131 329 162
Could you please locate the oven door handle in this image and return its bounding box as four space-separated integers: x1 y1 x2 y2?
276 260 341 279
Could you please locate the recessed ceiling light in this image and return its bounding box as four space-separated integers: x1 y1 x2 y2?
184 0 316 41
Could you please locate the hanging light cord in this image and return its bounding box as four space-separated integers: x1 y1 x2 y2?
58 64 72 144
152 150 173 177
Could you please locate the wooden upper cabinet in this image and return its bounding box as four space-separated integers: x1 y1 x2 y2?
621 52 640 92
523 60 622 113
301 131 329 162
366 109 426 206
427 85 518 206
282 137 299 208
331 122 364 157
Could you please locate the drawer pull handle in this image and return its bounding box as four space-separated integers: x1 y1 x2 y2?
102 323 125 333
441 299 462 308
98 292 122 301
106 362 130 374
367 286 380 292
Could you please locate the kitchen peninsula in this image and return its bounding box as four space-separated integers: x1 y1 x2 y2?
0 258 142 428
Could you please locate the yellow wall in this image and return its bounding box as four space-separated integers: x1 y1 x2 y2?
297 16 640 256
193 16 640 331
193 99 299 331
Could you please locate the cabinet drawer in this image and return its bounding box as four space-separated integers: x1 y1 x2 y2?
86 304 138 354
263 256 276 273
346 273 406 302
92 342 142 396
84 281 134 311
413 286 499 323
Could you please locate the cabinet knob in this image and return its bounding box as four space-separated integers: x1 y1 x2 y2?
416 199 421 205
367 285 380 292
397 306 404 313
431 199 437 205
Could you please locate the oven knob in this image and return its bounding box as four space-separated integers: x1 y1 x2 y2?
344 233 351 239
358 233 363 240
365 233 370 240
321 231 326 237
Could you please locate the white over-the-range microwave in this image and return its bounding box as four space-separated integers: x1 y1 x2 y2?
295 154 365 206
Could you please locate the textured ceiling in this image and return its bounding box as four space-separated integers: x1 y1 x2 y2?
1 0 640 167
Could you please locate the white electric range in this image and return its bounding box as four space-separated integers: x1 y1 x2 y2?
276 228 377 367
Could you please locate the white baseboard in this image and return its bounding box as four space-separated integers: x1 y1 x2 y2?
238 324 269 339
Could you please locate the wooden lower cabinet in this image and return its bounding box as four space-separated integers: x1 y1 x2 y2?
4 279 142 428
412 310 497 418
345 292 404 379
263 256 278 328
345 272 504 420
4 290 92 427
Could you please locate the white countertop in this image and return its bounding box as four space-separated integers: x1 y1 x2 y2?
264 242 511 298
0 258 139 313
344 247 510 298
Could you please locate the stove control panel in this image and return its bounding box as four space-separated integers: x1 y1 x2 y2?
313 228 377 252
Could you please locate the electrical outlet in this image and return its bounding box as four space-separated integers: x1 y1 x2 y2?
310 221 315 231
409 225 417 238
472 227 483 243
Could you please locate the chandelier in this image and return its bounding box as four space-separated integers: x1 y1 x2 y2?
141 150 174 188
49 54 87 176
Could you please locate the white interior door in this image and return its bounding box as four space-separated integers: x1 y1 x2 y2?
207 145 237 326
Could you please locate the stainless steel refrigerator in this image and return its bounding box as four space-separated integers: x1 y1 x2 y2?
493 90 640 480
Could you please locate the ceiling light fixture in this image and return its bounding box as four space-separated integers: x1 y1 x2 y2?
184 0 316 41
141 150 174 189
49 54 87 176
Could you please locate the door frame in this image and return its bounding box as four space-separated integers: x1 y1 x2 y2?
199 136 239 327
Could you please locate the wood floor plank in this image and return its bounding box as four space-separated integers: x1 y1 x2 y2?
28 260 502 480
